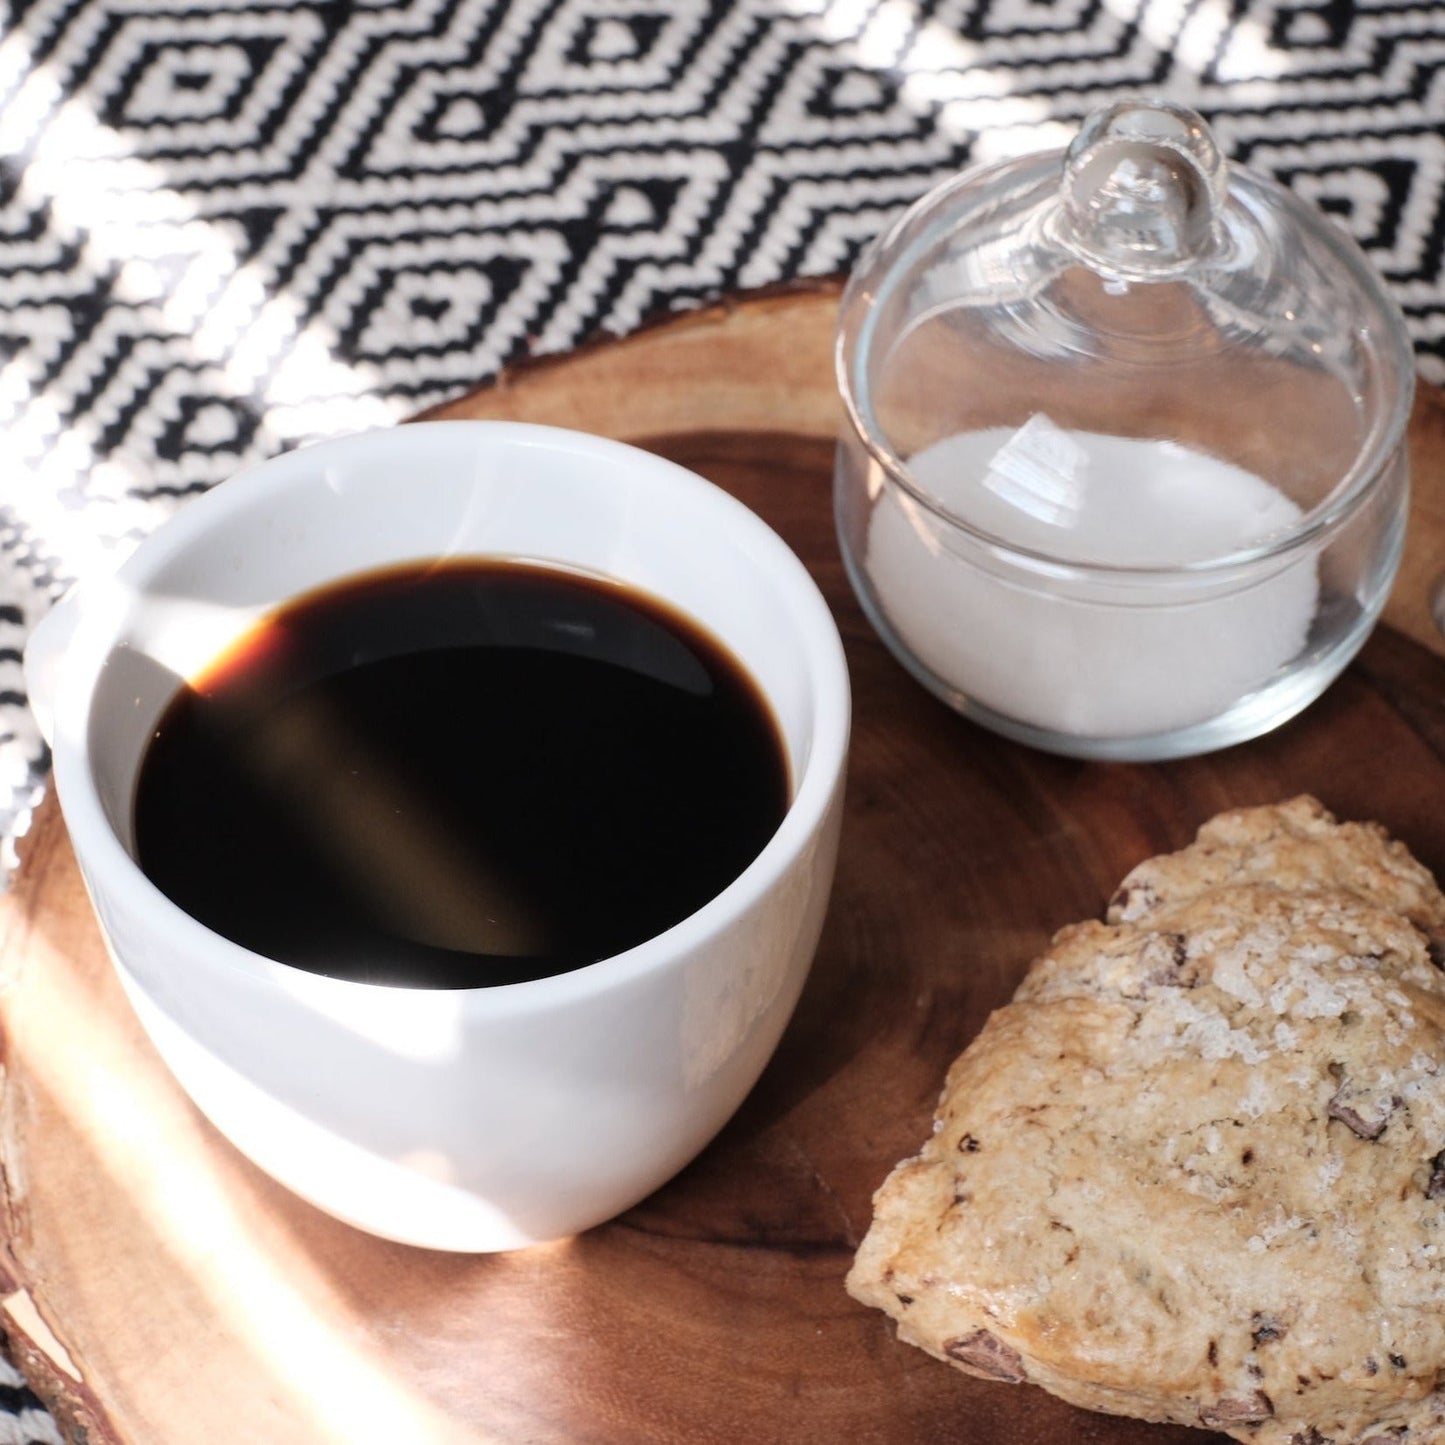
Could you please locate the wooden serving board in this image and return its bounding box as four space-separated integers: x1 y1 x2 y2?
4 282 1445 1445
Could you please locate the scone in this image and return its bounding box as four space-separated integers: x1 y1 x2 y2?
848 797 1445 1444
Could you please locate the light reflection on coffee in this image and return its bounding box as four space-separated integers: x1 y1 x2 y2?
133 559 789 988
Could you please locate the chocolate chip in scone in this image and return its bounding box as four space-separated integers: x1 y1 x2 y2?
1289 1430 1334 1445
1326 1071 1396 1140
1328 1097 1390 1140
1107 879 1157 922
943 1329 1027 1383
1251 1313 1288 1347
1139 931 1198 988
1199 1391 1273 1428
1426 1148 1445 1199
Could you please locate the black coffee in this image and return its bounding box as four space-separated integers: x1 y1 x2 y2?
133 560 789 988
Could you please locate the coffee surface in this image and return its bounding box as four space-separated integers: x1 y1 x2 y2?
134 560 789 987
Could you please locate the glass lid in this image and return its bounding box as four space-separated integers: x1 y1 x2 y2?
838 98 1415 568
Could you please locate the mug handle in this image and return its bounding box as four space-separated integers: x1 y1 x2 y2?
23 585 85 749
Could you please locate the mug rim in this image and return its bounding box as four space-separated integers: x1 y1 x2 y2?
45 420 851 1017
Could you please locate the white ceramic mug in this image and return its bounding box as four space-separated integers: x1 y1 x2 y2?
26 422 850 1252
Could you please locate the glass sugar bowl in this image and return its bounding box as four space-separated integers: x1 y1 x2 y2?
835 99 1414 761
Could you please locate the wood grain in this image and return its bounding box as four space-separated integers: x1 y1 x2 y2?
4 282 1445 1445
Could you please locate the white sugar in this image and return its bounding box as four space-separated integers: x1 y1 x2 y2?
1240 1070 1275 1119
1212 946 1265 1008
1143 993 1272 1064
1246 1211 1307 1253
865 418 1319 738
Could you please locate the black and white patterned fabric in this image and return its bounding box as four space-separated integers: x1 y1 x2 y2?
1 0 1443 1434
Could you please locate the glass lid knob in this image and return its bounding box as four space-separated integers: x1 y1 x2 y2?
1056 99 1228 279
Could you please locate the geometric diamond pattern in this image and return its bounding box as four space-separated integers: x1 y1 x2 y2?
0 0 1441 862
2 0 1442 911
